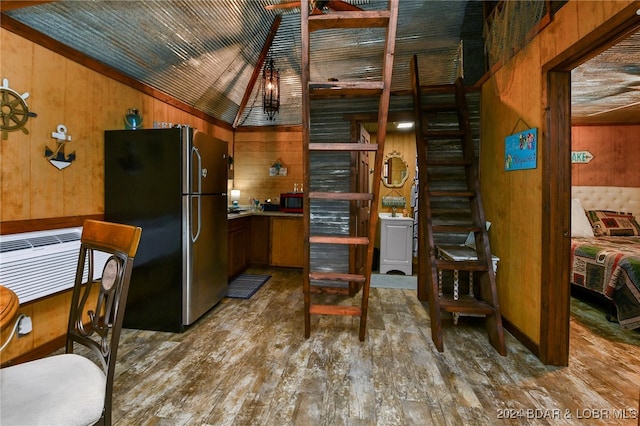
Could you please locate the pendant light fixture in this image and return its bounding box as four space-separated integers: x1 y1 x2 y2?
262 53 280 121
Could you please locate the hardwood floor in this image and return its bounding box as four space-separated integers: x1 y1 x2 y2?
110 267 640 425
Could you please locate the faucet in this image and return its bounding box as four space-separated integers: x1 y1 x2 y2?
391 206 397 217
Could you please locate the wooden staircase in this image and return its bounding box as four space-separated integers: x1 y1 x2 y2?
301 0 399 341
410 55 506 355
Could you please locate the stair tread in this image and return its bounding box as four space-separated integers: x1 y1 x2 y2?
423 129 466 139
308 10 390 32
432 224 482 232
429 190 476 197
309 191 373 201
309 143 379 151
310 235 369 245
426 158 472 166
438 295 495 315
435 259 488 271
417 83 457 94
412 56 505 354
422 103 458 112
309 304 362 316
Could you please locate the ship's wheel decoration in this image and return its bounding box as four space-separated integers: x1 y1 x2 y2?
0 78 37 140
45 124 75 170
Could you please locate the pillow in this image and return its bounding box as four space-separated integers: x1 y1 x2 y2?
571 198 594 238
586 209 640 237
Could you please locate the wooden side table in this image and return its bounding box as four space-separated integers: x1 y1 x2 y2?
0 285 19 349
436 245 499 324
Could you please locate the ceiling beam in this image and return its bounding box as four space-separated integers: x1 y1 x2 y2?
232 15 282 129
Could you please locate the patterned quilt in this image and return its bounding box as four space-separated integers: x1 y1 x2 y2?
570 236 640 329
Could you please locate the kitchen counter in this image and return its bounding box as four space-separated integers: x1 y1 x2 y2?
227 210 304 279
227 209 303 220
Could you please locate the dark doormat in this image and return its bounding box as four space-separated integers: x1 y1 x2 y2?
227 274 271 299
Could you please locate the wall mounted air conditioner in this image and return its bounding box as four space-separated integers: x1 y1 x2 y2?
0 227 109 304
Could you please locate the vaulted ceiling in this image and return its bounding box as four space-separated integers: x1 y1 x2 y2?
2 1 638 128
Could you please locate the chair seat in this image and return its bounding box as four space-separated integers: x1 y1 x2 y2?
1 353 106 426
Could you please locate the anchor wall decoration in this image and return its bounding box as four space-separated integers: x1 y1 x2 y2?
45 124 75 170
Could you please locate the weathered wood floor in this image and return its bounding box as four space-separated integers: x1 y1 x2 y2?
111 267 640 425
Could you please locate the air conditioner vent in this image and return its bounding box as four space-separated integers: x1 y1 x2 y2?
0 232 81 253
0 240 31 253
0 227 106 303
56 232 81 243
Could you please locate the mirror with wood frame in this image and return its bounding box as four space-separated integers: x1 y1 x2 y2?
382 151 408 188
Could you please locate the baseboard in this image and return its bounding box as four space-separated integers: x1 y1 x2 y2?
502 316 540 358
0 336 65 367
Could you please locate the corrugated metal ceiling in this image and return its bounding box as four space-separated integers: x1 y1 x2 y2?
4 0 482 127
4 1 639 127
571 30 640 125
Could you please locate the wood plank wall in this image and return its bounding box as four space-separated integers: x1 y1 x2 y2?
373 132 417 218
232 128 304 206
479 0 635 349
0 27 233 363
0 28 232 234
572 124 640 187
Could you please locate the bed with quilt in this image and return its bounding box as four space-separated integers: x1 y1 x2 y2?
570 186 640 330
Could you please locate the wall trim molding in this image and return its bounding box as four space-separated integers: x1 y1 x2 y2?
0 215 104 235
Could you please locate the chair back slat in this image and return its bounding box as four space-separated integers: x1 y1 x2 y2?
66 220 142 424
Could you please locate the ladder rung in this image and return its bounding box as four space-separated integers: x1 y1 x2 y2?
424 130 466 139
309 143 379 151
432 225 481 233
308 10 390 32
436 259 488 272
309 236 369 245
309 192 373 201
429 190 475 198
309 272 366 282
310 81 383 98
426 158 472 166
418 83 457 94
439 295 495 315
309 304 362 316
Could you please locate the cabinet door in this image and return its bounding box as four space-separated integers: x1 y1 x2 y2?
250 216 270 266
228 217 250 279
270 217 303 267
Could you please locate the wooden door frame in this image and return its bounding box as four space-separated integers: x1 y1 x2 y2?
540 3 640 366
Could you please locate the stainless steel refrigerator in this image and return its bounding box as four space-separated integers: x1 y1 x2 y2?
104 127 228 332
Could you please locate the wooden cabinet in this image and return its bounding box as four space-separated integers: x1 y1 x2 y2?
1 288 99 367
228 216 251 279
270 217 304 268
250 216 270 266
379 214 413 275
228 214 303 279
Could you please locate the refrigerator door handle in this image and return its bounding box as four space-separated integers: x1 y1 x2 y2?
192 146 202 195
191 146 202 242
192 195 202 242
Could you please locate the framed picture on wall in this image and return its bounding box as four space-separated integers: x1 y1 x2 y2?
504 128 537 171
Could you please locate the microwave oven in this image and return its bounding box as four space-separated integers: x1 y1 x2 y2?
280 192 303 213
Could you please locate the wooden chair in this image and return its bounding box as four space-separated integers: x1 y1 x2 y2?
1 220 142 426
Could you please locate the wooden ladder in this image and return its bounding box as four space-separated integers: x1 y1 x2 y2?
301 0 399 341
410 55 506 355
